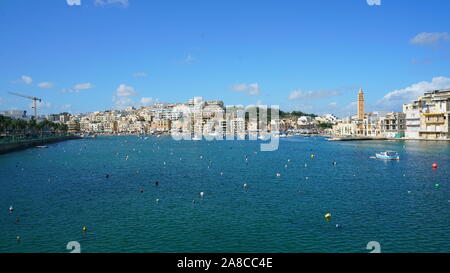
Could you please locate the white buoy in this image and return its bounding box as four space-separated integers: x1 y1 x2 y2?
200 155 203 159
285 164 288 168
276 173 281 177
9 206 14 212
200 192 204 198
306 177 309 180
220 172 223 176
243 183 248 189
304 164 307 167
156 199 160 203
288 159 291 162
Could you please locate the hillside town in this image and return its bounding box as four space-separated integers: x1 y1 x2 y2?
1 88 449 140
332 88 450 140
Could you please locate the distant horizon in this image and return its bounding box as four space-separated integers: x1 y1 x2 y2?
1 0 450 117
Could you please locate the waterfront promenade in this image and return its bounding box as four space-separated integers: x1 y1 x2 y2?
0 135 81 154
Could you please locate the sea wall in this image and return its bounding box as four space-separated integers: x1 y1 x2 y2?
0 135 81 155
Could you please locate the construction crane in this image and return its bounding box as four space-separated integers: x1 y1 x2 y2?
8 92 42 118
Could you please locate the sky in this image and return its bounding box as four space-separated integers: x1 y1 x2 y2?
1 0 450 117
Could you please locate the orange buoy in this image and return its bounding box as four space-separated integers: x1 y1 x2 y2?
432 163 438 169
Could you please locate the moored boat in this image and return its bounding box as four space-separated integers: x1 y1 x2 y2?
375 151 399 160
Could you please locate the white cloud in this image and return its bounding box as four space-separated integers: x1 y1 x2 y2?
183 54 195 64
95 0 129 7
378 76 450 110
132 72 148 77
20 75 33 84
140 97 154 106
112 84 138 108
410 32 450 46
329 102 337 107
60 104 72 110
112 96 134 108
38 82 54 89
66 0 81 6
288 89 341 101
61 82 93 93
230 83 260 96
116 84 137 97
74 83 93 90
30 100 52 110
366 0 381 6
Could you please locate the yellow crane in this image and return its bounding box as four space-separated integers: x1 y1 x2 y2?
8 92 42 118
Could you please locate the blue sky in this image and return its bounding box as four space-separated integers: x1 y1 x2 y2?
1 0 450 116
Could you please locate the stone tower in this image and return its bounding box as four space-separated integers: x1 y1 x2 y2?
357 88 365 120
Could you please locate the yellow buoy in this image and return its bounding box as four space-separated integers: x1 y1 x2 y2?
324 213 332 221
82 226 87 232
310 154 315 158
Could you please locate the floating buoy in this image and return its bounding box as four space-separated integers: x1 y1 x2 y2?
106 174 110 179
324 213 332 221
155 181 159 186
288 159 291 162
220 172 223 176
200 192 204 198
156 199 160 203
82 226 87 232
9 206 13 212
276 173 281 177
435 184 440 188
285 165 288 168
140 189 144 193
335 224 341 229
310 154 315 158
332 162 337 165
432 163 438 169
16 236 21 241
243 183 248 189
304 164 308 168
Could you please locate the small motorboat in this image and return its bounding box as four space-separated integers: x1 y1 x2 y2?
375 151 399 160
35 145 48 149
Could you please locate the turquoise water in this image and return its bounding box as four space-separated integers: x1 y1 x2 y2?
1 136 449 253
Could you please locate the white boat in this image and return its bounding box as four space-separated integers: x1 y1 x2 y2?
192 135 202 141
35 145 48 149
375 151 399 160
